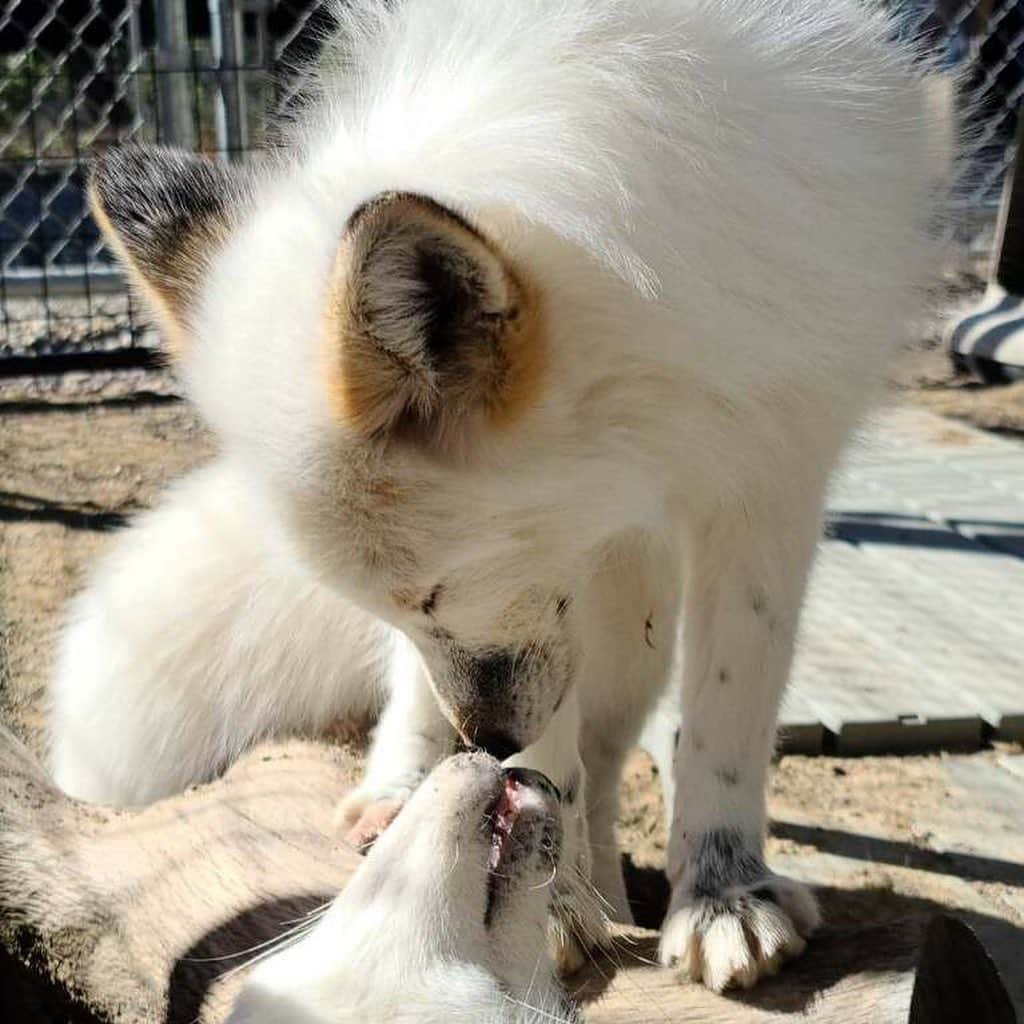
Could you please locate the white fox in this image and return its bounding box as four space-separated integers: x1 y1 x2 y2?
0 725 577 1023
50 0 942 992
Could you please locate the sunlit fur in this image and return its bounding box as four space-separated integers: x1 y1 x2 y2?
51 0 944 992
227 754 575 1024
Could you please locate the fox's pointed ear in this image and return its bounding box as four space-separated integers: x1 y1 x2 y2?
89 145 245 353
323 192 546 451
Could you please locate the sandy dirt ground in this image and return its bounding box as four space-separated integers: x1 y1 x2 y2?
897 343 1024 436
1 345 1023 1014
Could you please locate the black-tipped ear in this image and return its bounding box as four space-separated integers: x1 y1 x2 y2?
89 145 245 351
322 192 546 450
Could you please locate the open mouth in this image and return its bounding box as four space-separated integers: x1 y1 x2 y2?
488 772 525 871
483 767 559 927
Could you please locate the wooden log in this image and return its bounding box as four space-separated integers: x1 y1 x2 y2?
0 728 361 1023
0 726 1014 1023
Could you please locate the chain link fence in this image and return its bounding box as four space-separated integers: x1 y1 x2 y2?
0 0 1022 366
0 0 331 365
901 2 1024 248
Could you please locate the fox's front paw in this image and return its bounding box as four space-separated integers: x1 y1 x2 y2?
335 776 424 851
659 830 819 991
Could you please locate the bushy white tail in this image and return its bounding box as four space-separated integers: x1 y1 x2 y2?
49 460 394 806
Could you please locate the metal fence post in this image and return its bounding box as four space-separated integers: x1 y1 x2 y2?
209 0 249 161
125 1 146 141
991 107 1024 293
155 0 195 148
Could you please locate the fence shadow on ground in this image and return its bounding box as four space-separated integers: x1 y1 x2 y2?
615 828 1023 1021
826 511 1024 557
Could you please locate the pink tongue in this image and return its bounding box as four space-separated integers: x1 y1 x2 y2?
488 776 524 869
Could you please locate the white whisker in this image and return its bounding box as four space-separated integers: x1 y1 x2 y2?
528 858 559 892
180 904 328 965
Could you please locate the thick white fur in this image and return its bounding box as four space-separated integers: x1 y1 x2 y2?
51 0 943 993
51 461 393 805
228 754 577 1024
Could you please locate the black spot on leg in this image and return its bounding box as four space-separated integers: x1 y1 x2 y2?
749 585 768 616
718 667 730 684
644 612 655 648
555 595 571 618
715 767 740 787
561 769 581 806
420 584 443 616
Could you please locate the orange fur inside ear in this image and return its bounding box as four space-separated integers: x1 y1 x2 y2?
321 199 547 446
320 259 413 438
484 270 547 431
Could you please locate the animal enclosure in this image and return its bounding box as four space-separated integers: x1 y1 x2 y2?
0 0 1023 364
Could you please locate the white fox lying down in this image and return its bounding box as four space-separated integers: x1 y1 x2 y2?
2 733 577 1023
227 754 575 1024
1 729 1009 1023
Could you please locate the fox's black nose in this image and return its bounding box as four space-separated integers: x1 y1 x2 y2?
474 729 522 762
